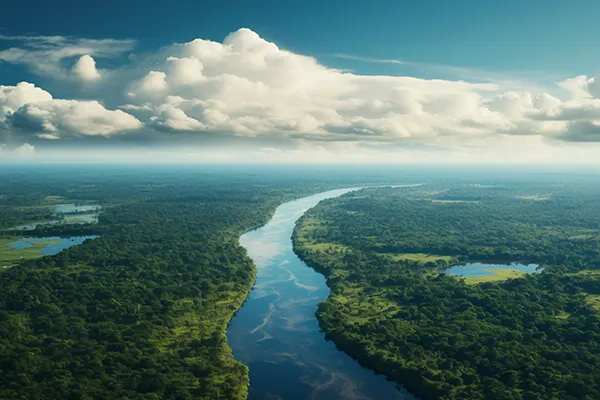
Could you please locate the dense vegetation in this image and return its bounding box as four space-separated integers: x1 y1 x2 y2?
0 166 353 400
294 183 600 400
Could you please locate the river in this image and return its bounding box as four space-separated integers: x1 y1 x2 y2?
227 188 417 400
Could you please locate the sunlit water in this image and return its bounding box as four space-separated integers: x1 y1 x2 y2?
227 188 417 400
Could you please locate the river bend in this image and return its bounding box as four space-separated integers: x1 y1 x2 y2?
227 188 417 400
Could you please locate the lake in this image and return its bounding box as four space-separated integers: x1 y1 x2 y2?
445 262 541 277
9 236 99 256
54 204 102 214
227 188 416 400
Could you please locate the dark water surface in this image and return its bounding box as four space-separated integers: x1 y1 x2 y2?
227 189 416 400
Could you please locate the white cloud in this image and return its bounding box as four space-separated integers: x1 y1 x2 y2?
0 82 53 117
0 82 142 139
150 104 205 131
134 71 168 95
166 57 204 85
0 34 134 79
333 53 405 65
558 76 594 99
72 55 101 81
5 28 600 162
14 143 35 157
118 28 599 146
9 99 143 137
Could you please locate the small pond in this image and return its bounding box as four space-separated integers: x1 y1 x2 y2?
445 262 541 277
54 204 102 214
9 236 99 256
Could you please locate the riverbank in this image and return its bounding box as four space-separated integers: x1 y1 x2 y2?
228 189 413 400
293 185 600 400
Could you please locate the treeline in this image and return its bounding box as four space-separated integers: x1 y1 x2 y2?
294 184 600 400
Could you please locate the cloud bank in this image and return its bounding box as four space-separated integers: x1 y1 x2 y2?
2 28 600 162
0 82 142 141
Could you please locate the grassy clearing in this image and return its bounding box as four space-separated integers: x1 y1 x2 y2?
571 269 600 276
515 195 551 201
64 214 98 223
303 242 350 252
0 238 60 264
553 311 571 320
44 195 65 202
16 205 56 210
296 216 323 232
569 234 597 240
587 295 600 311
384 252 454 263
462 269 527 284
432 200 482 204
330 285 402 326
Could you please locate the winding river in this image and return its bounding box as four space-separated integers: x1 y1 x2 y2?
227 188 417 400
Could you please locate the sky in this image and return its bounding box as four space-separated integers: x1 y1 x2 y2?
2 0 600 164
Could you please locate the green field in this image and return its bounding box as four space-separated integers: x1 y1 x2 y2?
0 238 59 264
384 252 454 264
462 269 527 284
571 269 600 276
515 194 551 201
330 285 402 326
587 294 600 311
431 199 482 204
303 242 350 253
43 196 65 202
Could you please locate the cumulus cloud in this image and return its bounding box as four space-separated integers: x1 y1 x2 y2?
558 76 594 100
14 143 35 157
72 55 101 81
150 103 206 131
5 28 600 159
0 82 53 118
112 28 600 146
9 99 143 137
133 71 168 95
0 82 142 140
118 28 505 142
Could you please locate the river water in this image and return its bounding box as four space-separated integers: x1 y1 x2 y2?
227 188 416 400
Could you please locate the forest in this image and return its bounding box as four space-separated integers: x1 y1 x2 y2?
0 166 350 400
294 183 600 400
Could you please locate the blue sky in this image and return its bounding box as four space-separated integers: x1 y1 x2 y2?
1 0 600 163
3 0 600 84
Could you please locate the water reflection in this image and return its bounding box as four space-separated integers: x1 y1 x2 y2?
9 236 99 256
227 189 416 400
445 262 541 277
